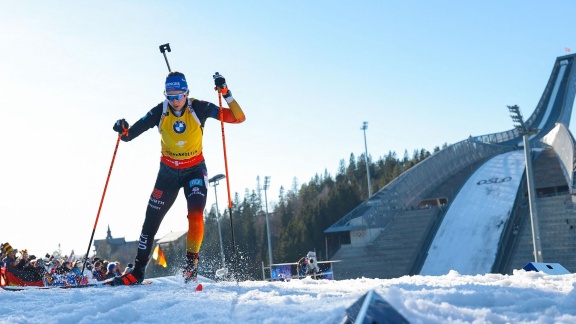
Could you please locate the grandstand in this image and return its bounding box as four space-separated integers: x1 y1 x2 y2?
325 54 576 279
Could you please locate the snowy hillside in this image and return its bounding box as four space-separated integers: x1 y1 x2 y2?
2 270 576 323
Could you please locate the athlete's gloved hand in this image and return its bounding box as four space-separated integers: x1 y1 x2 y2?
213 72 233 102
213 72 227 90
113 119 129 134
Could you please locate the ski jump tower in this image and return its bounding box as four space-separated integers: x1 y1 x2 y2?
325 54 576 279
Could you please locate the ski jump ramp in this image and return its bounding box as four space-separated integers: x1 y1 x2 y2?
326 53 576 279
420 150 526 275
420 54 576 276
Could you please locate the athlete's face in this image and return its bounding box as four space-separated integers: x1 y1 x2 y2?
166 90 188 111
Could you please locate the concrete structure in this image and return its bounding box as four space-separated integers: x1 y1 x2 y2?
325 53 576 279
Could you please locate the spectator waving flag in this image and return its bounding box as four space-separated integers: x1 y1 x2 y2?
152 245 167 267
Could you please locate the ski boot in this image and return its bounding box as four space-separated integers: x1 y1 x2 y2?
183 252 199 284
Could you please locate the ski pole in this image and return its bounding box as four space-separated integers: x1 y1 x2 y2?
215 82 239 280
81 129 127 275
159 43 172 72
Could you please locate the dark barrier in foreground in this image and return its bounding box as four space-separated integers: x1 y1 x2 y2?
342 289 409 324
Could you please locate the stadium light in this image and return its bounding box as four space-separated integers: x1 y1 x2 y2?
508 105 542 263
209 174 227 269
361 121 373 197
263 176 273 266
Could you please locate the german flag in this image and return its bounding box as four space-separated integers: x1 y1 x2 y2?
152 245 167 267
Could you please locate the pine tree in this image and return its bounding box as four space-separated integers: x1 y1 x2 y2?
201 144 443 278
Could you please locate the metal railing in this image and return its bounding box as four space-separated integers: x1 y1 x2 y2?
474 55 576 146
325 139 514 234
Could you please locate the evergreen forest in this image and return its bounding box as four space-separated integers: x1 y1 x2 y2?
200 144 447 280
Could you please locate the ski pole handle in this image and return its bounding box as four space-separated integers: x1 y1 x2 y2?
159 43 172 72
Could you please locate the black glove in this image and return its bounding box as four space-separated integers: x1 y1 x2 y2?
113 119 129 134
213 72 232 99
213 72 226 89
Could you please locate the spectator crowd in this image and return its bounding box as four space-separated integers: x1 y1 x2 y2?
1 242 133 286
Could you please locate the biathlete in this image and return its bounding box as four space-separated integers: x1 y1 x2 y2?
111 72 245 285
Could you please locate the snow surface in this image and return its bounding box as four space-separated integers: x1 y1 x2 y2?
421 151 526 275
0 148 571 323
2 271 576 323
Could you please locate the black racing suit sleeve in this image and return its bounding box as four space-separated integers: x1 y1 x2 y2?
190 99 221 125
120 103 163 142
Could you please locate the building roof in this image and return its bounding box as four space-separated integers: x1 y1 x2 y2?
94 237 127 247
156 231 188 244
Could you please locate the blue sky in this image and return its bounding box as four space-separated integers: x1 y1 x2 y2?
1 1 575 256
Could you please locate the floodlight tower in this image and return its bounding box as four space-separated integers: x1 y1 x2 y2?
208 174 227 269
508 105 542 263
361 121 373 197
263 176 273 266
